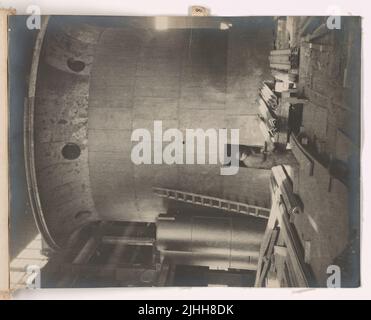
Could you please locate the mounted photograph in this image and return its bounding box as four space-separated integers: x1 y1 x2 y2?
4 13 361 291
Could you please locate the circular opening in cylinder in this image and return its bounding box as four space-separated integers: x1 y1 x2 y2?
67 58 86 72
61 143 81 160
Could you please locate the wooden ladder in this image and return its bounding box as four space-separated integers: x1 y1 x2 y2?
153 187 270 219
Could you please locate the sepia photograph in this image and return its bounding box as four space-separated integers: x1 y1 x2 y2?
3 11 361 294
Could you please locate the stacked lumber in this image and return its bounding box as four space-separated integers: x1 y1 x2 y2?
258 99 277 137
275 17 289 49
269 48 299 71
258 82 280 140
269 50 291 71
254 171 311 287
260 82 278 110
271 69 297 83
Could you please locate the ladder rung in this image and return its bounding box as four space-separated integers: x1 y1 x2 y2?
152 187 270 219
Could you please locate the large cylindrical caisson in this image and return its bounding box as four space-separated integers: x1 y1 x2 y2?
156 214 266 270
26 17 274 249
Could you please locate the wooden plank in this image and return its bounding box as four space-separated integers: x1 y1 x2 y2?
272 166 302 217
281 97 309 105
282 261 292 287
258 258 270 287
300 17 322 36
279 184 302 216
258 99 276 122
262 84 278 100
270 63 291 71
265 271 280 288
276 203 310 287
304 241 311 264
269 55 290 64
266 230 279 257
60 263 156 280
73 237 100 264
260 88 277 104
291 134 315 176
254 229 273 286
275 82 294 93
157 259 171 286
274 245 288 257
273 248 287 286
308 23 330 41
270 49 291 56
272 70 297 83
102 236 155 246
258 231 279 287
255 229 279 287
284 254 299 287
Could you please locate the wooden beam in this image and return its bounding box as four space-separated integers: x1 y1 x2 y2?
300 17 322 36
269 55 290 64
102 236 155 246
270 63 291 71
73 237 100 264
304 241 311 264
276 203 310 287
157 259 171 286
255 229 279 287
307 23 331 42
56 231 102 287
60 263 156 281
270 49 291 56
274 245 288 257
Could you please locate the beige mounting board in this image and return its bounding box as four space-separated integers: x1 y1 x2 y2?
0 8 16 300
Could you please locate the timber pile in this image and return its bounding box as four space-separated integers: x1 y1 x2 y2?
257 17 304 146
275 17 290 49
259 82 279 138
269 48 299 96
254 165 312 288
269 47 299 72
260 82 278 111
271 69 297 84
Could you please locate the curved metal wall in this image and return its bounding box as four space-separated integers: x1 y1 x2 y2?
88 26 272 223
27 17 274 248
30 20 103 247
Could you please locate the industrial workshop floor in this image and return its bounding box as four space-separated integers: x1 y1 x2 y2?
279 17 360 286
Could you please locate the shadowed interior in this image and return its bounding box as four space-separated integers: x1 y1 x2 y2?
31 17 275 247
